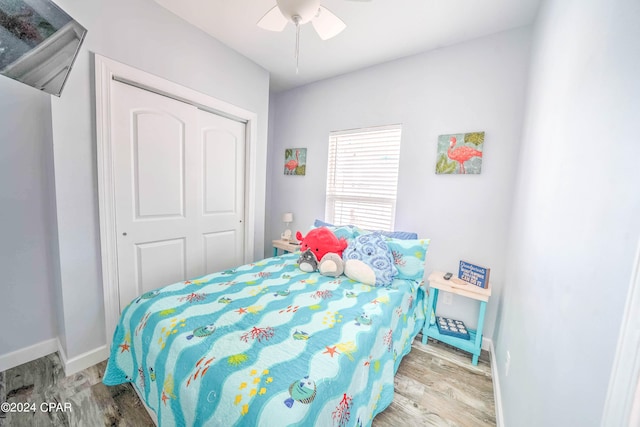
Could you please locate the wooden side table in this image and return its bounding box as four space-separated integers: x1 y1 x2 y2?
422 271 491 365
272 239 300 256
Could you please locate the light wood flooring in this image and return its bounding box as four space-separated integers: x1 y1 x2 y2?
375 337 495 426
0 336 495 426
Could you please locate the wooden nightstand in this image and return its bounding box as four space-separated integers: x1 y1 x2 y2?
422 271 491 365
272 239 300 256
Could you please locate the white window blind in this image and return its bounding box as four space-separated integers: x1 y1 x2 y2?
325 124 402 231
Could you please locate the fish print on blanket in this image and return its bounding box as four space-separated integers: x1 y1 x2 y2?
186 324 216 340
284 376 317 408
103 253 426 427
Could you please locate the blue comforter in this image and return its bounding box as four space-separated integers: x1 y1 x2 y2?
103 253 425 426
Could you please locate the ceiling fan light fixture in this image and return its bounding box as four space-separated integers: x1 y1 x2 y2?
257 0 367 72
276 0 321 24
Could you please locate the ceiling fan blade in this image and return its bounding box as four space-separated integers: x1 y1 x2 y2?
311 6 346 40
257 5 289 32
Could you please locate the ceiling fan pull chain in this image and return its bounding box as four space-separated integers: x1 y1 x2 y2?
295 18 300 74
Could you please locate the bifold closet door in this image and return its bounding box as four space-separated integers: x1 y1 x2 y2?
111 81 245 310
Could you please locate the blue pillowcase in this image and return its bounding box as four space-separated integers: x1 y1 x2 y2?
384 237 430 281
309 222 358 240
342 233 397 286
313 219 418 240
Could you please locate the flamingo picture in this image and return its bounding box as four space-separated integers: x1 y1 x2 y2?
285 149 299 174
284 148 307 175
447 136 483 174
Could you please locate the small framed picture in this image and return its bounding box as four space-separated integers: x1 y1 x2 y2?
284 148 306 176
435 132 485 174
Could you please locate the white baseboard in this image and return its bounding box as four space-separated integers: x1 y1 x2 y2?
57 339 109 376
482 336 491 352
487 338 505 427
0 338 59 373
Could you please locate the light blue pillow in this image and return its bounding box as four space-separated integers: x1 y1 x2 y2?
384 237 430 280
330 226 358 240
311 221 358 240
342 233 397 286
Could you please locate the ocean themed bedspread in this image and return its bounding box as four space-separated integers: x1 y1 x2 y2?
103 253 426 427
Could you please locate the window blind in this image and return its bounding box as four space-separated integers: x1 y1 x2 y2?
325 125 402 231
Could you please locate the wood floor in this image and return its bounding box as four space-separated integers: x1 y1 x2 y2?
375 337 495 426
0 336 495 426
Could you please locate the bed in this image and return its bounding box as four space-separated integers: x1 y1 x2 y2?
103 239 427 426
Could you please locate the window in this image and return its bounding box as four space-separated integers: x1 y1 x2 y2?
325 124 402 231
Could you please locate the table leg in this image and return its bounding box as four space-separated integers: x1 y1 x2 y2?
273 247 278 257
422 288 438 345
472 300 487 366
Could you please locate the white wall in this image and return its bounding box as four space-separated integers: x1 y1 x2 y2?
267 27 532 337
495 0 640 425
42 0 270 362
0 77 59 355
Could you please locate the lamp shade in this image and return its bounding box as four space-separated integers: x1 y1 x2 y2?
282 212 293 223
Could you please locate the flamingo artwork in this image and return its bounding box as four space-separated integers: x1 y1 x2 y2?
447 136 483 174
285 149 299 174
284 148 306 175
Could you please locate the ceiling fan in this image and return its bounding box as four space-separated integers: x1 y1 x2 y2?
257 0 370 71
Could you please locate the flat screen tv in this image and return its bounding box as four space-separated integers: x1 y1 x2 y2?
0 0 86 96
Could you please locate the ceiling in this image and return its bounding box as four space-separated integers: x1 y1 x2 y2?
154 0 541 93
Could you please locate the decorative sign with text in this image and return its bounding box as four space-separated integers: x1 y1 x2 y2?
458 260 490 289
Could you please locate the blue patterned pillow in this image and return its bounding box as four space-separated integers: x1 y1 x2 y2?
385 238 430 280
342 233 397 286
352 226 418 240
379 230 418 240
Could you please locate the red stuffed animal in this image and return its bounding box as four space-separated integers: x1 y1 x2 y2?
296 227 348 261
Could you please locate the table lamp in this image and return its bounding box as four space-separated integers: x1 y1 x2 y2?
281 212 293 241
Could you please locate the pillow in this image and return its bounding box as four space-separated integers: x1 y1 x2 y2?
384 237 430 280
313 219 334 227
379 230 418 240
342 232 397 286
356 228 418 240
310 221 358 240
314 219 417 240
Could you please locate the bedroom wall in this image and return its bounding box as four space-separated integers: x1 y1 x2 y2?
2 0 270 364
0 78 59 358
266 27 532 338
495 0 640 425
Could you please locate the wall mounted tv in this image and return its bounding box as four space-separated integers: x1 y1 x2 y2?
0 0 86 96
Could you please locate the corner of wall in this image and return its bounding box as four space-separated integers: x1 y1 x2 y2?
57 339 109 377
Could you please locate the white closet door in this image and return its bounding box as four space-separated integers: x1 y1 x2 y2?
111 81 245 310
198 109 246 274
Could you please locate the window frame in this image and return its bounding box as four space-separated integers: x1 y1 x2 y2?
325 124 402 231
